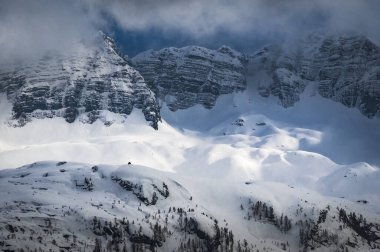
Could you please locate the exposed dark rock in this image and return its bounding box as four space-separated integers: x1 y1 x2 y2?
131 46 247 111
0 33 160 129
2 33 379 129
111 176 171 206
248 34 380 117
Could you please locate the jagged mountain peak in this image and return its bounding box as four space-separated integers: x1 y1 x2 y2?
0 32 161 129
217 45 245 60
1 33 379 131
98 31 129 62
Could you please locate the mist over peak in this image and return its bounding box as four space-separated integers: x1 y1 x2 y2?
1 0 380 62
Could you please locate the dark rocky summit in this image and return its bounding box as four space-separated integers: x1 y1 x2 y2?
0 33 160 129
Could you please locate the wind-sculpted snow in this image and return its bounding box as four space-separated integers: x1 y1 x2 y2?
248 34 380 117
0 33 160 129
131 46 247 111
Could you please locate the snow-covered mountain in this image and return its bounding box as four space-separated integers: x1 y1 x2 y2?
0 33 380 252
1 34 379 130
0 32 160 129
132 34 380 118
1 89 380 251
248 34 380 117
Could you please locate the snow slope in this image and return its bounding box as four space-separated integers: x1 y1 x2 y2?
0 86 380 250
0 160 379 251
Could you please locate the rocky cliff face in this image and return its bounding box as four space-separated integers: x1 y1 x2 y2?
0 33 160 129
314 36 380 117
247 44 308 108
132 35 379 118
248 34 380 117
1 34 378 128
131 46 247 111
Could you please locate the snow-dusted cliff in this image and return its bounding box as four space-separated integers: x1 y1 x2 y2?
248 34 380 117
1 34 379 130
131 34 380 119
0 33 160 129
131 46 246 111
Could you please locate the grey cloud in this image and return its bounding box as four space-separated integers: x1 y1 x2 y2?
96 0 380 40
1 0 380 64
0 0 97 64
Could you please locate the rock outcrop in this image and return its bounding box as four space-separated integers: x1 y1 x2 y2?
248 34 380 117
131 46 247 111
0 33 160 129
314 36 380 117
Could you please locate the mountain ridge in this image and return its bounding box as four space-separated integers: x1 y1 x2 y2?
132 34 380 119
247 34 380 117
131 45 247 111
0 33 379 129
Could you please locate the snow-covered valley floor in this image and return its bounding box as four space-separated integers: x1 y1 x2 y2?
0 90 380 251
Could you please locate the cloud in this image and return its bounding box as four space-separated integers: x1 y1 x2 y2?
95 0 380 55
0 0 380 63
97 0 380 40
0 0 97 64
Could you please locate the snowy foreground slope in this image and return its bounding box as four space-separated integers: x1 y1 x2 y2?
1 161 379 252
1 89 380 251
